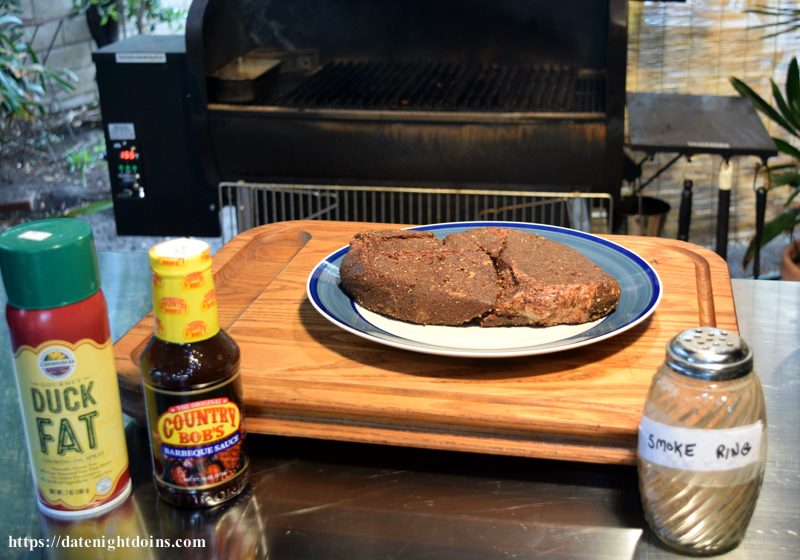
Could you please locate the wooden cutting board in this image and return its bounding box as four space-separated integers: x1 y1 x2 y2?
115 220 737 465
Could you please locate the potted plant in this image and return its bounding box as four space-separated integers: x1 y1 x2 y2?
74 0 121 48
731 56 800 280
781 237 800 281
74 0 185 47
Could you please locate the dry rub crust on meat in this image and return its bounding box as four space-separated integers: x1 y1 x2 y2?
338 227 621 327
339 230 498 325
445 228 621 327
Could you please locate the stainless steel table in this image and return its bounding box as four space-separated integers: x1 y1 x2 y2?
1 252 798 559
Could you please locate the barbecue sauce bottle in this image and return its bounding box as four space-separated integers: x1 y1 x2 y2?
140 238 248 508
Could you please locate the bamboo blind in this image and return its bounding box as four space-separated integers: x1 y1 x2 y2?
626 0 799 251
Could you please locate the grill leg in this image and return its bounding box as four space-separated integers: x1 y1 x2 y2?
753 186 767 279
715 161 734 259
716 189 731 259
677 179 693 242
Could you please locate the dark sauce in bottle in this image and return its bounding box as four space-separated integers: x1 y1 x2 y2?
140 239 248 508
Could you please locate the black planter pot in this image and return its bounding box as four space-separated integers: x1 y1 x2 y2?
85 3 120 48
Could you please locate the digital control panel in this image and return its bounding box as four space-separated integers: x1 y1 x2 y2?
110 140 144 199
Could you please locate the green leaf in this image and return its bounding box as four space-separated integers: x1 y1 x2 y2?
786 186 800 206
788 58 800 114
23 44 40 62
731 77 798 136
771 79 800 131
28 84 44 96
773 138 800 160
749 18 799 30
63 199 113 217
0 15 22 26
767 162 799 172
763 24 800 40
746 7 799 17
784 185 800 208
0 69 26 97
44 67 77 91
743 207 800 267
770 172 800 188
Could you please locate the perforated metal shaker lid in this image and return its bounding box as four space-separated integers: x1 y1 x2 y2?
666 327 753 381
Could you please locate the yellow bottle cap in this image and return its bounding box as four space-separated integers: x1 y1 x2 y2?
149 238 212 276
148 239 219 343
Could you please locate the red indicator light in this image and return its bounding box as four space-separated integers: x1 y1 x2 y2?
119 149 136 161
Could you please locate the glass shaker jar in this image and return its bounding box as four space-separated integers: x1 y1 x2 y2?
638 327 767 556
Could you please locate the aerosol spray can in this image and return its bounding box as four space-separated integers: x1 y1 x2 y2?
0 219 131 518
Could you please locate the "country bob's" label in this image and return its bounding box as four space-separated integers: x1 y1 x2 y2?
145 375 247 491
158 398 239 447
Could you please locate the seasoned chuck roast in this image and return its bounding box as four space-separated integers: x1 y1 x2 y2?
339 230 498 325
339 227 621 327
445 228 621 327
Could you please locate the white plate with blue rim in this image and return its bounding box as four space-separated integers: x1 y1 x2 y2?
306 221 662 358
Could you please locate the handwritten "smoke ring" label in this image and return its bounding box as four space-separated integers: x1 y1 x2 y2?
638 416 764 472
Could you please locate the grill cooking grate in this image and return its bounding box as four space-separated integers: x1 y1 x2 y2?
263 61 605 112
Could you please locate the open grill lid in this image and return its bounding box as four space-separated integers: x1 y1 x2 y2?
189 0 623 112
186 0 627 197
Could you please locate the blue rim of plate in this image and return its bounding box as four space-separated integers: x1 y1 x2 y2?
306 221 662 358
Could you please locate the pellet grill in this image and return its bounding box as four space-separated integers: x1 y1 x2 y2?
95 0 628 235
